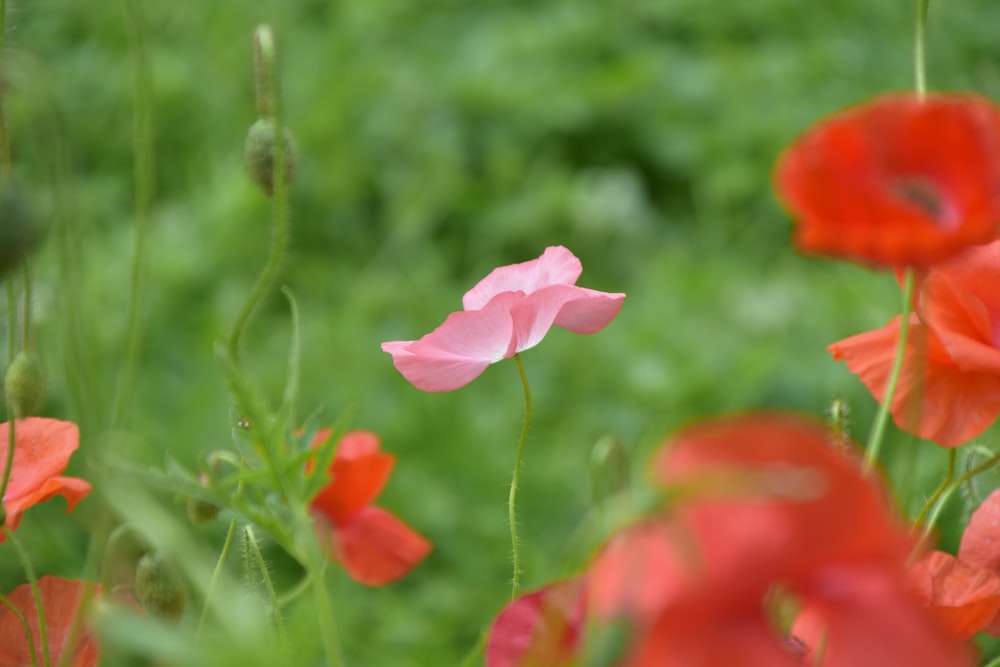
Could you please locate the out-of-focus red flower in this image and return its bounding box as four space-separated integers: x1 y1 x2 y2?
587 414 971 667
309 429 431 586
775 93 1000 268
0 576 101 667
0 418 91 543
829 241 1000 447
908 488 1000 638
485 578 586 667
381 246 625 392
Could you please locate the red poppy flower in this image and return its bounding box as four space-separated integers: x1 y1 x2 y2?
309 429 431 586
908 488 1000 638
0 576 101 667
829 240 1000 446
381 246 625 392
775 93 1000 267
587 414 971 667
0 418 91 542
485 578 586 667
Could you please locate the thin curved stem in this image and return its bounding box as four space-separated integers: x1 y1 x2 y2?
311 564 344 667
112 0 153 430
915 0 930 96
921 451 1000 542
0 279 17 508
197 516 239 639
912 448 955 528
508 353 533 599
243 524 287 644
0 591 38 666
227 25 290 365
4 527 50 667
864 270 914 471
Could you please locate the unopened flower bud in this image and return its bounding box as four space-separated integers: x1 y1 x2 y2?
186 473 220 525
244 118 297 196
4 349 46 417
0 182 44 280
135 552 186 621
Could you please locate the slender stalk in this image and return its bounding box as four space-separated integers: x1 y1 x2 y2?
0 280 16 508
311 564 344 667
227 25 290 365
864 270 914 470
914 0 930 97
243 524 288 644
457 629 488 667
921 451 1000 541
4 527 50 667
20 261 29 349
508 353 533 599
912 448 955 528
197 516 239 639
112 0 153 429
0 592 38 667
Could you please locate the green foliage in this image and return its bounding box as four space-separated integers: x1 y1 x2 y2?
3 1 999 664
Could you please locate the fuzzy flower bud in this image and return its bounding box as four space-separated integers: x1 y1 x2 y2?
135 552 186 621
186 473 220 525
244 118 297 196
0 182 44 280
4 349 47 417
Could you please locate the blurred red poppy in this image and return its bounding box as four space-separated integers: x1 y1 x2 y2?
830 241 1000 447
485 578 586 667
775 93 1000 267
0 418 91 542
0 576 101 667
587 414 971 667
309 429 431 586
908 488 1000 638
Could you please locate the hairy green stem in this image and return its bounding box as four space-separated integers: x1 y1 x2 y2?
197 516 239 639
0 592 38 666
112 0 153 429
915 0 930 96
913 448 955 528
864 270 914 471
311 564 344 667
508 353 532 599
1 280 16 509
227 25 290 365
243 524 288 644
4 527 50 667
921 451 1000 542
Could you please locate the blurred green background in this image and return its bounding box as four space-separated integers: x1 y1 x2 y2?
4 0 1000 664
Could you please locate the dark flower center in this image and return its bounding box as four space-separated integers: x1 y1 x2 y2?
894 177 945 222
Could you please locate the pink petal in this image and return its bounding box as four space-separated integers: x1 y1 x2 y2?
907 550 1000 639
959 488 1000 571
463 246 582 310
510 285 625 353
381 293 520 392
486 578 586 667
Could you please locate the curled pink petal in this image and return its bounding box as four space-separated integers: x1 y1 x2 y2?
382 293 519 392
510 285 626 353
463 246 582 310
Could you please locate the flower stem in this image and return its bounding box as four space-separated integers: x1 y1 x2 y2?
311 564 344 667
864 270 914 471
920 450 1000 542
243 524 288 644
508 352 533 599
915 0 930 97
227 25 290 366
4 526 50 667
0 280 16 511
197 516 239 640
912 448 955 528
0 591 38 666
111 0 153 430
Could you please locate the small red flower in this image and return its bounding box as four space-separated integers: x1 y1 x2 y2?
908 488 1000 638
775 93 1000 267
0 417 91 542
309 429 431 586
587 414 971 667
381 246 625 392
829 241 1000 446
0 576 101 667
485 578 586 667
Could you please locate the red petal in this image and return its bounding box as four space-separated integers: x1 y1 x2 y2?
485 578 586 667
908 551 1000 639
0 418 80 504
310 431 395 524
959 489 1000 572
0 577 101 667
325 506 431 586
829 315 1000 446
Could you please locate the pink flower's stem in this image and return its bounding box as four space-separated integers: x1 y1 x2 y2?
864 270 914 471
508 353 532 599
4 527 50 667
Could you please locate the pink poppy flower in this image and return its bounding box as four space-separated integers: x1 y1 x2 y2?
309 429 432 586
381 246 625 392
485 578 586 667
1 417 91 542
